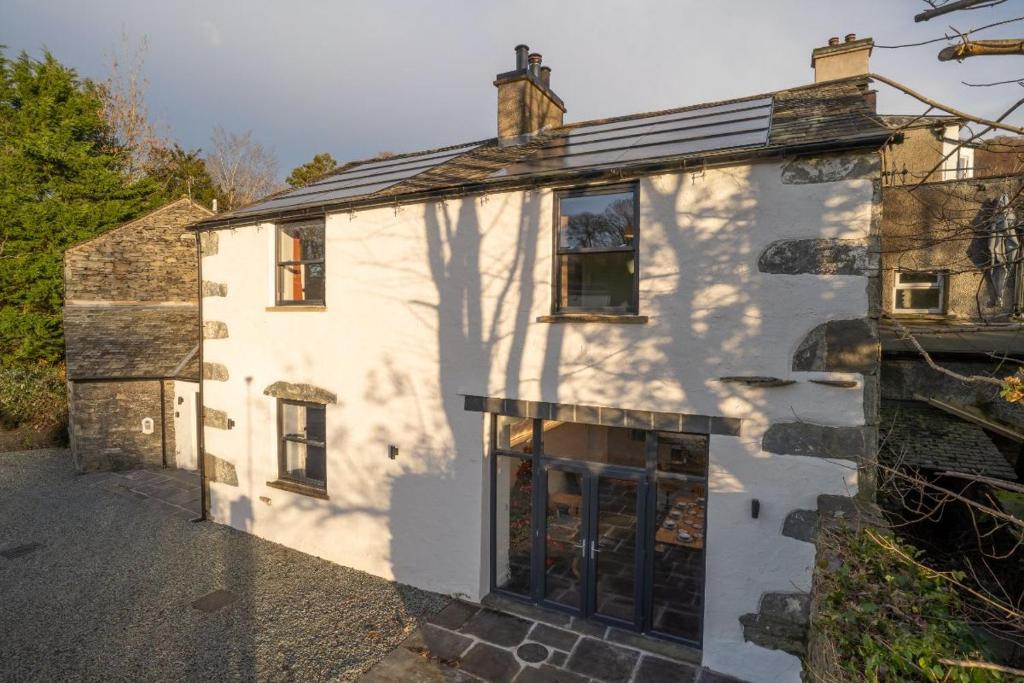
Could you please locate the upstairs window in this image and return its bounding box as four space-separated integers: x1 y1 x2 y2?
554 185 639 314
277 400 327 490
893 271 946 315
276 219 325 305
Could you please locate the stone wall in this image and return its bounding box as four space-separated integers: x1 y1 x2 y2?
881 176 1021 321
69 380 166 471
64 198 209 303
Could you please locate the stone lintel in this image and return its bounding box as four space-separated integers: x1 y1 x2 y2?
204 452 238 486
202 362 229 381
462 394 740 437
203 407 229 430
203 321 228 339
762 421 871 461
263 381 337 405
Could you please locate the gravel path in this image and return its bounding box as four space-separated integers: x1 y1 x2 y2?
0 449 449 682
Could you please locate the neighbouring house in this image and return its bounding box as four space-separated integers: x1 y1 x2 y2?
64 197 211 472
877 115 1024 482
187 35 889 683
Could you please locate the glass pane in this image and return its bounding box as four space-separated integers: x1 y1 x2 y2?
496 416 533 453
896 288 941 311
558 252 635 311
657 433 708 477
652 477 706 643
897 271 939 284
495 456 533 596
278 221 325 262
595 477 638 623
278 263 325 303
283 439 308 479
545 468 585 609
280 403 326 485
541 422 645 469
558 191 635 250
281 402 305 440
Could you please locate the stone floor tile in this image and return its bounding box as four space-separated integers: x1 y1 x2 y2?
460 608 532 647
483 594 572 627
428 601 481 630
528 623 578 652
565 638 639 683
547 651 567 668
513 664 589 683
567 617 607 639
605 627 701 664
419 624 474 662
459 642 521 683
634 655 699 683
361 642 479 683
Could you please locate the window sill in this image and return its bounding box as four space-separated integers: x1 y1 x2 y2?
265 305 327 312
266 479 329 499
536 314 649 324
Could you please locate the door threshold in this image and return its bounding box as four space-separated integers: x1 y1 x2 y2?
481 593 702 665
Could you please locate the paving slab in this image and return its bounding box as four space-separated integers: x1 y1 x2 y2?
565 638 639 683
460 608 533 647
635 655 699 683
460 642 521 683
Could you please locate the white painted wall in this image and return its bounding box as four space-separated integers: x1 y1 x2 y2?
201 159 873 682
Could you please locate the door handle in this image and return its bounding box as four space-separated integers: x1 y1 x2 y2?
572 541 586 558
590 540 600 560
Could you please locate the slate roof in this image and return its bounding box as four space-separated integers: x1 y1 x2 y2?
879 400 1018 480
195 76 892 230
64 305 199 381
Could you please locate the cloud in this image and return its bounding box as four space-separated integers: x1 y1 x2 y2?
198 19 222 48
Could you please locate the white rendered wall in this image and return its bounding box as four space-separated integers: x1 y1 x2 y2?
201 159 872 682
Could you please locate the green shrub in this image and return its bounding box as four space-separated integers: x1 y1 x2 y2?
814 528 1008 682
0 364 67 431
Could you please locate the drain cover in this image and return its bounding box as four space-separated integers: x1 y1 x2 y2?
191 589 239 613
0 542 42 560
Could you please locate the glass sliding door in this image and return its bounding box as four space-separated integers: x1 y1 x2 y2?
493 416 536 599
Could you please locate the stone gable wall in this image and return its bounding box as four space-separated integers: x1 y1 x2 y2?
70 380 165 471
65 199 208 303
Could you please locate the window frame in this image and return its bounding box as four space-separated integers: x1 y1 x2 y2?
892 269 947 315
551 183 640 315
275 219 326 306
275 398 327 491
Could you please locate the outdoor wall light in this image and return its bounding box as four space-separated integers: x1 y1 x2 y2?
388 445 399 460
751 499 760 519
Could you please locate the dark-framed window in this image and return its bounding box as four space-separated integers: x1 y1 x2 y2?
276 218 325 305
276 399 327 489
553 184 639 314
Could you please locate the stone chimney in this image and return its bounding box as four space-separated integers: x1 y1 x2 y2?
811 33 873 82
494 45 565 144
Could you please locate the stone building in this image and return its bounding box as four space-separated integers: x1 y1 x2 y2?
186 36 893 683
64 197 211 472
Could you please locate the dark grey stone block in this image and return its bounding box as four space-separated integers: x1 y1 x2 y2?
482 594 572 627
762 422 871 460
781 152 879 184
709 416 742 437
551 403 576 423
599 407 626 427
781 509 818 543
428 601 480 630
606 627 701 664
738 592 809 656
547 651 567 667
460 608 533 647
717 376 796 388
574 405 599 426
568 617 607 639
517 643 549 663
528 623 579 652
792 318 878 374
565 638 639 682
680 414 711 434
463 395 484 413
460 642 521 683
757 238 869 275
635 655 699 683
652 411 682 432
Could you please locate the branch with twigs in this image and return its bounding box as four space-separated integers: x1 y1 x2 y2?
916 0 1008 23
940 38 1024 61
883 315 1007 388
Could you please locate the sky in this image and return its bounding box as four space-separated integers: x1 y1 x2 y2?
3 0 1023 177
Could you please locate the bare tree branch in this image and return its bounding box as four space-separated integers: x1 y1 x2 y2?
916 0 1007 23
940 38 1024 61
883 315 1007 388
938 659 1024 676
962 76 1024 86
205 127 281 210
876 14 1024 48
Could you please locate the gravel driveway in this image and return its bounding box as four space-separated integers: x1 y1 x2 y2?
0 449 449 682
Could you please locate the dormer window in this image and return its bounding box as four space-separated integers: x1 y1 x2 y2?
554 184 639 314
276 219 325 305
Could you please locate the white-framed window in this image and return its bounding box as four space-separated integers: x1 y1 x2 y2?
893 271 946 315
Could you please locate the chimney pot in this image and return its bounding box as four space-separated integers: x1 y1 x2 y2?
528 52 542 78
540 65 551 89
828 36 840 46
514 44 529 70
845 33 856 43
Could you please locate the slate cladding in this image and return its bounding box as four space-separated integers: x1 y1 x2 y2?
196 76 890 230
879 400 1017 480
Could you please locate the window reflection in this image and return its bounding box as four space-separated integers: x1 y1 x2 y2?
541 422 645 469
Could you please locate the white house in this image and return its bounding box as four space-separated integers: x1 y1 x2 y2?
191 37 887 682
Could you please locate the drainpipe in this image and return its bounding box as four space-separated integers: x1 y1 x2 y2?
159 380 167 468
194 228 208 522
